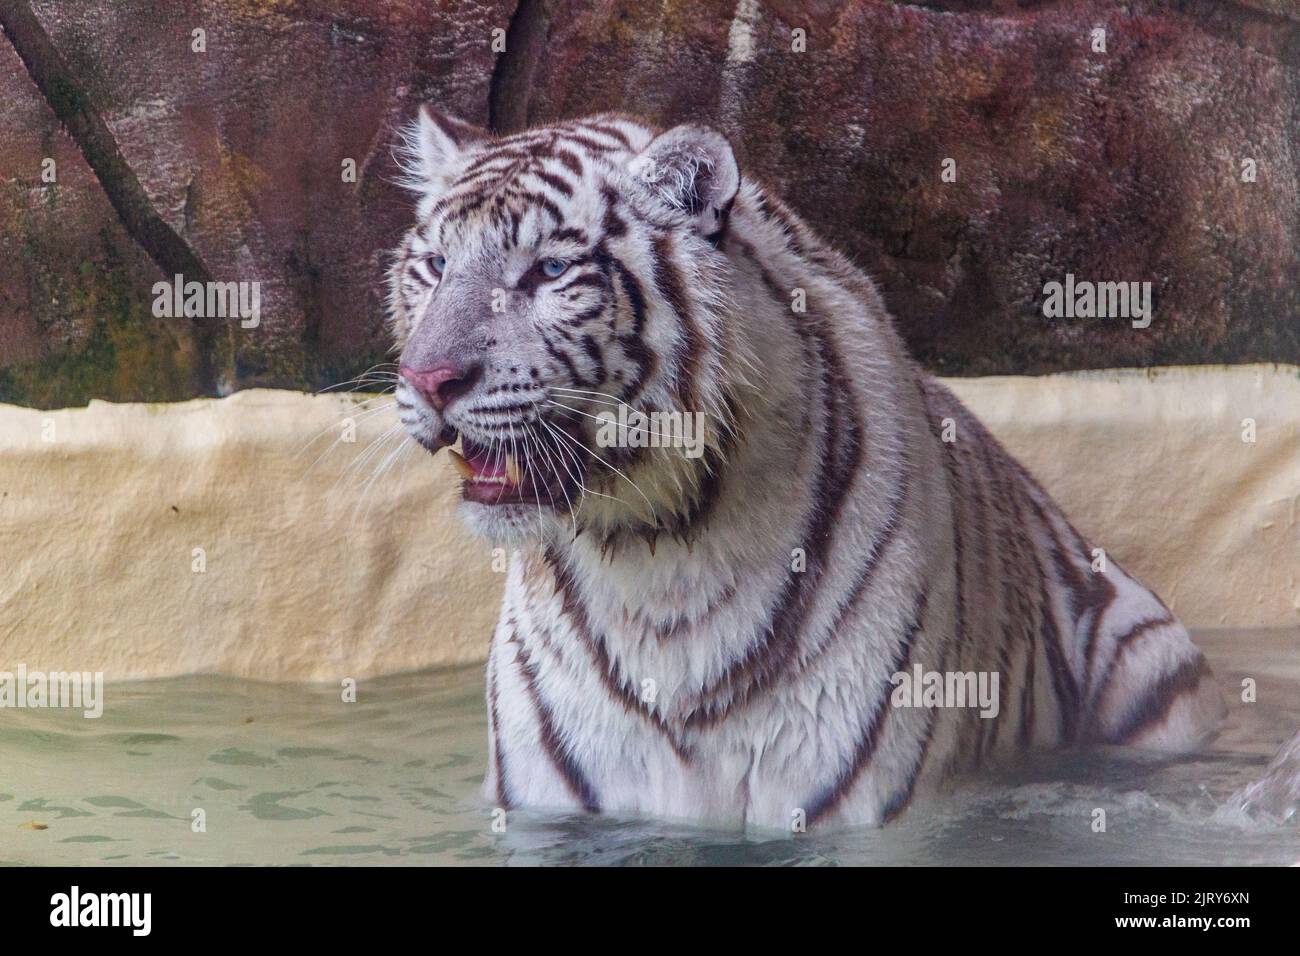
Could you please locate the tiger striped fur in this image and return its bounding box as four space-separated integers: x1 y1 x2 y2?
387 108 1226 829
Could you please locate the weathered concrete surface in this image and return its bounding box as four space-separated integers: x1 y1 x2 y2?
1 0 1297 406
1 367 1295 679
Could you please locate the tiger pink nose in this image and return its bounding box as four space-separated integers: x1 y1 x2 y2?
400 363 481 411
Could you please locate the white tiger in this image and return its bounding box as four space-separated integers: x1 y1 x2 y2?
386 108 1226 829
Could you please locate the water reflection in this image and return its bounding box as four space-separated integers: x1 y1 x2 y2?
2 630 1297 866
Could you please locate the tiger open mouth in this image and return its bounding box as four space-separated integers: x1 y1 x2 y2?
445 433 579 507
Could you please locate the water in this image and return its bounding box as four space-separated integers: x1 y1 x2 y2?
3 629 1297 866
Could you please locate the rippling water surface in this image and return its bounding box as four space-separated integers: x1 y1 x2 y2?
2 629 1297 866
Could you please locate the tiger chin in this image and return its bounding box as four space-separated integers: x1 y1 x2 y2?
385 107 1227 830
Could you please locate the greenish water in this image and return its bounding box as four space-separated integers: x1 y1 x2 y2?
2 629 1297 866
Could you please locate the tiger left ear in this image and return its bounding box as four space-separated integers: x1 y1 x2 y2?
629 125 739 238
405 105 487 188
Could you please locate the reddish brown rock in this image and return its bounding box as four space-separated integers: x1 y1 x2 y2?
0 33 199 405
1 0 513 406
1 0 1296 406
525 0 1299 374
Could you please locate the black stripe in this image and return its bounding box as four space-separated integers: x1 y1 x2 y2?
511 632 601 813
543 337 589 387
968 427 1017 760
1022 495 1088 742
559 131 621 154
564 303 607 327
531 168 574 197
487 654 512 809
793 478 909 678
550 227 589 245
581 121 633 148
545 549 695 762
553 148 584 177
580 334 607 382
650 233 702 413
1084 613 1176 738
683 246 864 728
881 639 949 824
805 592 928 827
601 186 628 239
552 273 605 296
1105 655 1209 745
604 251 656 398
992 445 1041 751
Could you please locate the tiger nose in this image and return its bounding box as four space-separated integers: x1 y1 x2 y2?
400 362 483 411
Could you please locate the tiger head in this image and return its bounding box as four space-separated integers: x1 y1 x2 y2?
388 109 749 545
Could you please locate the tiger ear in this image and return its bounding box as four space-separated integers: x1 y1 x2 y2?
629 125 739 237
402 106 487 189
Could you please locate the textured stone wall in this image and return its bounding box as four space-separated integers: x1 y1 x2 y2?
1 0 1296 407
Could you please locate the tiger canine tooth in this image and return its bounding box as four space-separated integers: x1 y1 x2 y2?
447 449 475 479
505 453 522 486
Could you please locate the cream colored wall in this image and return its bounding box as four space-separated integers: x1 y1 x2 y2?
945 366 1298 631
0 390 498 681
1 365 1296 681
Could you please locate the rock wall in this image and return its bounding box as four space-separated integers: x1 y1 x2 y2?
1 0 1296 407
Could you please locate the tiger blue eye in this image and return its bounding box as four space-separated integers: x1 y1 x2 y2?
540 258 568 279
429 255 446 275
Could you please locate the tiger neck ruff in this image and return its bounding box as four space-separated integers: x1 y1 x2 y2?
388 110 1225 829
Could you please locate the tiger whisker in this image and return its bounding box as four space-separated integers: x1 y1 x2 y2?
317 374 400 394
524 420 578 537
543 415 657 518
298 399 398 476
506 421 543 529
521 425 550 528
317 363 401 394
550 386 734 426
351 432 412 526
536 417 620 506
334 422 404 497
544 401 674 442
294 387 398 461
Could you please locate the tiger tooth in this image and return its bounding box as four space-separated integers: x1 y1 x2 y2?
505 453 522 486
448 449 475 480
